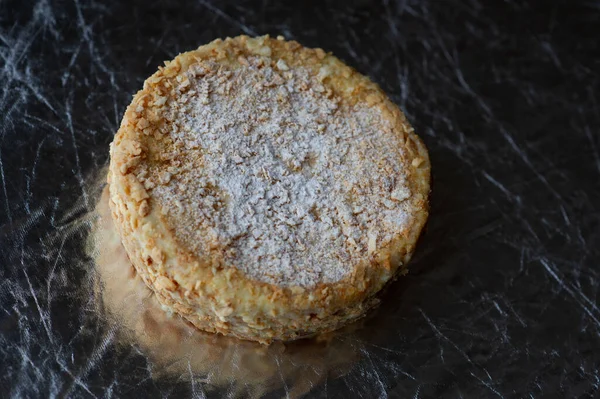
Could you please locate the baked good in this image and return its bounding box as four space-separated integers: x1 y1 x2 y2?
107 35 430 343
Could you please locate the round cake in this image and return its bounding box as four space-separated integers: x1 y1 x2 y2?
108 35 430 343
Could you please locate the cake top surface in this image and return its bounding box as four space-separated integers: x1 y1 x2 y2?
128 37 422 287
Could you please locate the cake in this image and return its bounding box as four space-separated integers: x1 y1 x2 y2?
108 35 430 343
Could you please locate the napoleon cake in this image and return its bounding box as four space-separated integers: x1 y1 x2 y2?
107 35 430 343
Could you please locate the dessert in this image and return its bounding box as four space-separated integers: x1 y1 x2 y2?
108 35 430 343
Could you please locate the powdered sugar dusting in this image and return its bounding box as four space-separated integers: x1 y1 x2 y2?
147 57 412 287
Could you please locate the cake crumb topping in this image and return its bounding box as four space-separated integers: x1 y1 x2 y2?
138 56 412 287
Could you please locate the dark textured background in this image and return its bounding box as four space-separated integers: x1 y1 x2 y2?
1 0 599 397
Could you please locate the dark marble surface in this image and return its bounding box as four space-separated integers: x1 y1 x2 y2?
1 0 599 397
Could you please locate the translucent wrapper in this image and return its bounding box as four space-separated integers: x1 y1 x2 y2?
2 1 598 396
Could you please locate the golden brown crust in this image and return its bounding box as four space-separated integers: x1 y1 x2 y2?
108 35 430 343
